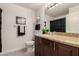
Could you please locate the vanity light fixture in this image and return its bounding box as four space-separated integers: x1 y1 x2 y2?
37 16 40 21
45 3 59 10
36 16 40 24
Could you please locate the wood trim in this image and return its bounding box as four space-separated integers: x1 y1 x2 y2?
0 8 2 13
0 8 2 52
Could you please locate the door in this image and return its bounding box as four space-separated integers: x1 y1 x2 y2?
0 8 2 52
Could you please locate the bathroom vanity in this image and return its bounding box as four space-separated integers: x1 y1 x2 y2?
35 33 79 56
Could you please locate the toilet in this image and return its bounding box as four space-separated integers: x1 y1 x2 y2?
25 41 34 51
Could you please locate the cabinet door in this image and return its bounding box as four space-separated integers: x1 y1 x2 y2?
35 36 42 56
55 42 79 56
42 39 54 56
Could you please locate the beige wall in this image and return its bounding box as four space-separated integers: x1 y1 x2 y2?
45 15 53 31
66 12 79 33
0 3 36 52
69 5 79 13
35 5 53 34
66 5 79 33
35 6 45 34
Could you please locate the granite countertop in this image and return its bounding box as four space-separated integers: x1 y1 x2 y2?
35 32 79 48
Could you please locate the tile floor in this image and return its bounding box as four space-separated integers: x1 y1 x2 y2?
0 48 34 56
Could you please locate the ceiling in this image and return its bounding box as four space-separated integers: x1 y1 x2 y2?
46 3 79 17
16 3 79 17
15 3 45 11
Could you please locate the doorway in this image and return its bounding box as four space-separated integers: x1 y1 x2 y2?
0 8 2 52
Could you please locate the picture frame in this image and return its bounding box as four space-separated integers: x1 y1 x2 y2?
17 25 25 36
16 16 26 25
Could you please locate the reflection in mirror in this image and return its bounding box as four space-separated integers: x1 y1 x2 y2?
45 3 79 33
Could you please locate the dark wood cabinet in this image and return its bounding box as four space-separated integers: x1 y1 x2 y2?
35 36 57 56
35 36 79 56
35 36 55 56
41 39 54 56
35 36 42 56
55 42 79 56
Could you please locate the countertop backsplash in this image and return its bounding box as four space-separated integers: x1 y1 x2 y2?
47 32 79 38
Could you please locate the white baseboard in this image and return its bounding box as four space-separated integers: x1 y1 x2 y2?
0 47 25 55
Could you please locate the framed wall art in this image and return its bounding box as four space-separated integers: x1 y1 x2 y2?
16 16 26 25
